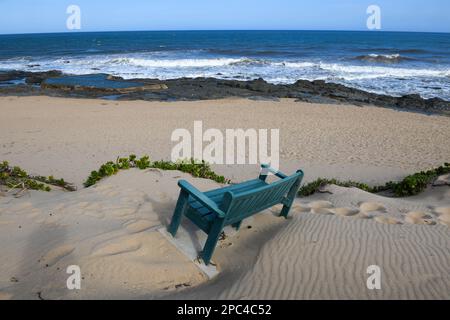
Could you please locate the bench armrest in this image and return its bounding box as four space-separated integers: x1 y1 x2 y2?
259 164 288 180
178 180 226 218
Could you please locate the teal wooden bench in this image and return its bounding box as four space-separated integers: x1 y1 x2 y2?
167 164 304 265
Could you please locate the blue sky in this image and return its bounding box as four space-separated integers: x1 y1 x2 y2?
0 0 449 34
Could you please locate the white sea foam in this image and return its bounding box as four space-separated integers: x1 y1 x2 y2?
110 57 243 68
368 53 401 59
1 53 449 99
281 62 316 68
318 63 448 80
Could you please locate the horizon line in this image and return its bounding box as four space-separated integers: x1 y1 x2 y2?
1 28 450 36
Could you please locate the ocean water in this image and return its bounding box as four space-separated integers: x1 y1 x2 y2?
0 30 449 100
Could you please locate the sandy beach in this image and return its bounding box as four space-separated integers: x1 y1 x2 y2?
1 96 450 186
1 96 449 300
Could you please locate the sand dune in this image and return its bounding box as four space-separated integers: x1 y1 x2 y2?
1 169 449 300
0 170 217 299
170 185 450 300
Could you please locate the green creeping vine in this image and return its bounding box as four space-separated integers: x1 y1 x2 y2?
383 163 450 197
2 156 448 199
298 178 380 197
0 161 76 192
299 163 450 197
84 155 229 187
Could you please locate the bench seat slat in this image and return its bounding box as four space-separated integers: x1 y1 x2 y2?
204 179 268 198
187 179 268 215
184 179 269 233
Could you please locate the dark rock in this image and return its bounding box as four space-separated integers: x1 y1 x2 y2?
25 70 62 85
248 96 280 102
0 70 26 82
0 70 449 116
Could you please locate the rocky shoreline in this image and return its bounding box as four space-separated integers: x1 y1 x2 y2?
1 70 449 115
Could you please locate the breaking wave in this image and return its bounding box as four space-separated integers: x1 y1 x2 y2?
0 53 449 99
317 63 448 80
110 57 242 68
352 54 416 63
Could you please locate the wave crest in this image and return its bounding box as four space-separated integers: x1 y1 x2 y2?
353 54 414 64
110 57 242 68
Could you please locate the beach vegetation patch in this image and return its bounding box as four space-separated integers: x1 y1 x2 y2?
0 161 76 193
299 163 450 197
84 155 229 187
383 163 450 197
298 178 380 197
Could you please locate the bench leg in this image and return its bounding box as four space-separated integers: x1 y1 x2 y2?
167 189 189 237
201 220 224 265
232 221 242 230
280 204 292 218
280 177 303 219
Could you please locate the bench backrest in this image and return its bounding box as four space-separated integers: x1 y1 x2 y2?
220 172 303 224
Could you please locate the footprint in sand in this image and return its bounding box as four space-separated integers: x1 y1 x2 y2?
311 208 333 215
355 212 373 219
405 212 436 226
437 212 450 227
39 244 75 267
331 207 360 217
308 201 333 209
434 207 450 216
124 220 159 234
429 207 450 227
359 202 386 213
291 204 311 213
374 215 403 225
93 238 142 256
